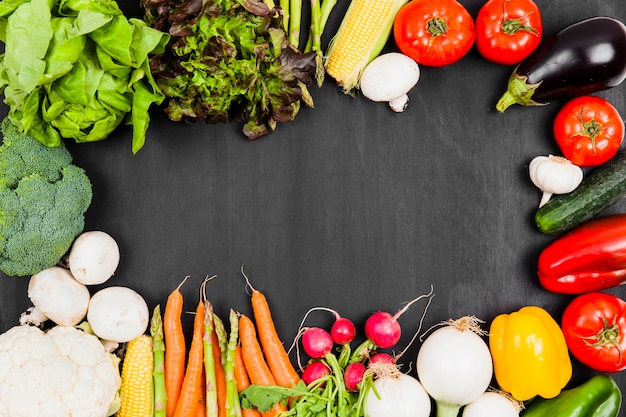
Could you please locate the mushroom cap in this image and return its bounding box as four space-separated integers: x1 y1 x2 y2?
359 53 420 103
69 231 120 286
87 286 149 343
28 266 90 326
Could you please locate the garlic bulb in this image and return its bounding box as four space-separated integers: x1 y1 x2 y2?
529 155 584 207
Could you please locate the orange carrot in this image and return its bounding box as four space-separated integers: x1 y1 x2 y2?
212 330 227 417
242 268 301 388
174 300 205 417
234 344 262 417
239 313 287 417
164 276 189 417
196 368 206 417
233 344 251 391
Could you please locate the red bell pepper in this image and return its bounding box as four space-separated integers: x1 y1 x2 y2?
538 213 626 294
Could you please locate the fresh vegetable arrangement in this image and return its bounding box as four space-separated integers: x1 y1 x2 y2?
1 0 626 415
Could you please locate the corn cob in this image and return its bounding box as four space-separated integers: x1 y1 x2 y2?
324 0 408 93
117 334 154 417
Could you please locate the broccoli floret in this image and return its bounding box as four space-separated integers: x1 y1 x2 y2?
0 118 93 277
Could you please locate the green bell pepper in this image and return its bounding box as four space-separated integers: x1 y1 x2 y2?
522 375 622 417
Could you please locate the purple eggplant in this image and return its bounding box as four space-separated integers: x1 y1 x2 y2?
496 16 626 112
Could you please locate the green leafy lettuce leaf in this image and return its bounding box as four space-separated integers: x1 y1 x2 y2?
143 0 317 140
0 0 169 153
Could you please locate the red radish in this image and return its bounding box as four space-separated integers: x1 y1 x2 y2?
365 311 401 348
344 362 366 391
297 306 356 345
369 352 395 365
302 327 333 359
331 317 356 345
365 290 434 349
301 361 330 386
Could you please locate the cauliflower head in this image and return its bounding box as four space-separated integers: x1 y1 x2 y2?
0 118 93 277
0 325 121 417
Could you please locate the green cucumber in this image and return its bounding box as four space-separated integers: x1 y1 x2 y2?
535 150 626 234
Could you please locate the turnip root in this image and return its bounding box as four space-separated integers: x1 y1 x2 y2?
68 231 120 285
462 391 521 417
416 316 493 417
364 365 431 417
87 286 149 344
21 266 90 327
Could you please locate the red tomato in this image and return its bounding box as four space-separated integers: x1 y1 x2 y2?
561 292 626 373
393 0 475 67
553 96 625 167
475 0 542 65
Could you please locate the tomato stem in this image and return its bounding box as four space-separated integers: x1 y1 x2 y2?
427 17 448 37
501 17 539 36
584 316 623 362
572 107 604 155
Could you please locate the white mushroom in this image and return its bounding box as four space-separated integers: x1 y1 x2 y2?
22 266 90 327
359 52 420 112
68 230 120 285
87 286 149 345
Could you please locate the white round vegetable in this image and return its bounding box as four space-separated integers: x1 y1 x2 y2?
416 316 493 417
364 372 431 417
529 155 583 208
68 230 120 285
462 391 521 417
87 286 149 343
25 266 90 326
359 52 420 112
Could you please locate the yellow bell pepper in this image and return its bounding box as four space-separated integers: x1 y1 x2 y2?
489 306 572 401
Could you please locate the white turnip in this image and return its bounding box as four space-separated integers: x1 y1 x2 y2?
462 391 521 417
68 231 120 285
416 316 493 417
22 266 90 327
364 365 431 417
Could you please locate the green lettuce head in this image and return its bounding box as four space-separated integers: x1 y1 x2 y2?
0 0 169 153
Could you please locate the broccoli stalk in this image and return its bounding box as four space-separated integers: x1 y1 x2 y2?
0 118 92 277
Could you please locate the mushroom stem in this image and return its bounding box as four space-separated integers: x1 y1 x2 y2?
389 95 409 112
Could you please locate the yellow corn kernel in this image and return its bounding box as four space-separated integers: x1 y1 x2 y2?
324 0 408 93
116 335 154 417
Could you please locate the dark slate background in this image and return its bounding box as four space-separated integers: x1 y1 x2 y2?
2 0 625 411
